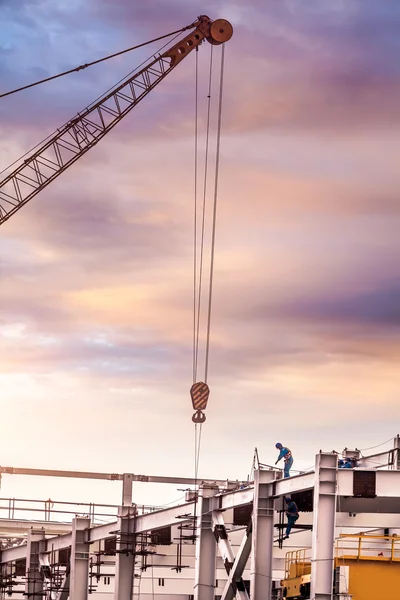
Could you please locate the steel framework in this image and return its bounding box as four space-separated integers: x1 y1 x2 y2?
2 449 400 600
0 16 233 225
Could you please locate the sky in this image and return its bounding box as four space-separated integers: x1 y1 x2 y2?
0 0 399 513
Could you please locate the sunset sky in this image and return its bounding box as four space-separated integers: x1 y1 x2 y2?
0 0 399 511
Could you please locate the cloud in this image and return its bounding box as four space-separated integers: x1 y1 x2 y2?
0 0 400 491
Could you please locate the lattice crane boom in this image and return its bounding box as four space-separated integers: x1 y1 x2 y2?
0 16 232 226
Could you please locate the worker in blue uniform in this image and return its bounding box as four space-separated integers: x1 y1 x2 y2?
275 443 293 478
283 497 299 540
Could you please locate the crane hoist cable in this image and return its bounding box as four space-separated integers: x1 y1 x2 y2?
191 45 226 490
0 25 197 100
189 46 226 540
193 44 214 385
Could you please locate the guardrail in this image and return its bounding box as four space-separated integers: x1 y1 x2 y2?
0 497 164 524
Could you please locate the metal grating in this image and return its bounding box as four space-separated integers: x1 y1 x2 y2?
14 559 26 577
291 490 314 512
58 547 71 566
150 526 172 545
233 504 253 526
104 537 117 555
353 471 376 498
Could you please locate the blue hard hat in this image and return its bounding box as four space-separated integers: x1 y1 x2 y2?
284 497 291 503
275 443 282 448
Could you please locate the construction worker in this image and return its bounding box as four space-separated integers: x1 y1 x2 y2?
283 497 299 540
275 443 293 478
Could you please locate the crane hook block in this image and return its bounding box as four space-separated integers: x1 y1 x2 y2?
190 382 210 411
192 410 206 424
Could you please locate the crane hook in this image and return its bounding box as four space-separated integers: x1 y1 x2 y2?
192 410 206 424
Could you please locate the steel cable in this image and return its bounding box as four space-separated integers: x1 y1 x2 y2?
0 25 195 100
204 43 225 384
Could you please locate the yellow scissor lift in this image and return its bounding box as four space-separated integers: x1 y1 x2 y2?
280 534 400 599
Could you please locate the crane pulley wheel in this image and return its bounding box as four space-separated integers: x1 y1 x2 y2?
206 19 233 45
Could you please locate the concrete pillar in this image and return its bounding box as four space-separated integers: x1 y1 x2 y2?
25 529 45 600
310 452 338 600
70 517 90 600
250 469 275 600
114 505 136 600
194 484 218 600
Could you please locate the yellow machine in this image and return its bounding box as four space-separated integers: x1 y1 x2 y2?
280 534 400 599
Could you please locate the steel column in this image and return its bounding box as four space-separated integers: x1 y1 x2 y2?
25 529 45 600
114 505 137 600
250 469 275 600
70 517 90 600
310 452 338 600
194 484 218 600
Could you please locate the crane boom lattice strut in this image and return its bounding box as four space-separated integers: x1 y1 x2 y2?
0 16 232 226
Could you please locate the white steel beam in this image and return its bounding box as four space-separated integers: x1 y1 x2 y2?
337 468 400 497
217 487 254 511
114 506 136 600
194 485 218 600
220 522 252 600
250 470 275 600
57 573 70 600
0 519 72 535
212 512 249 600
337 512 400 528
70 517 90 600
1 501 197 562
310 453 338 600
0 465 242 487
25 529 46 600
272 471 315 497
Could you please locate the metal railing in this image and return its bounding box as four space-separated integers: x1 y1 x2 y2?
284 548 311 579
0 497 165 524
336 533 400 562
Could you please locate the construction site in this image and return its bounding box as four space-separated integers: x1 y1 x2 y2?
1 9 399 600
0 438 400 600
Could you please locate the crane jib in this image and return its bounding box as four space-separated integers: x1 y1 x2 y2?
0 16 232 226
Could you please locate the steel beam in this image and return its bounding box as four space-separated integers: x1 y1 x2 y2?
1 501 198 562
70 517 90 600
310 453 338 600
217 487 254 511
212 512 249 600
250 470 274 600
57 573 70 600
194 485 218 600
0 519 72 535
219 517 252 600
272 471 315 497
0 465 241 487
